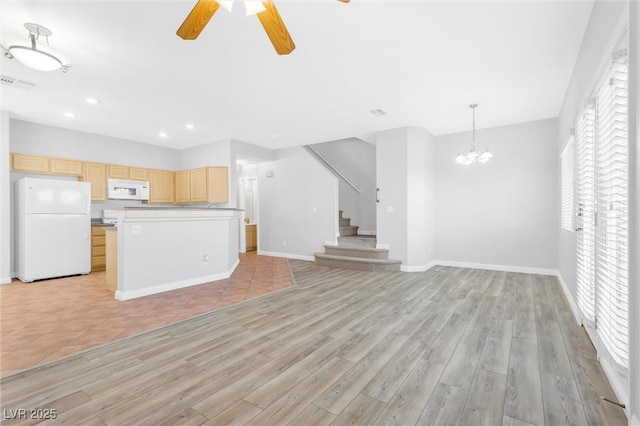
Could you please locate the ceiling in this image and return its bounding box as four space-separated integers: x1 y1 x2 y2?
0 0 594 150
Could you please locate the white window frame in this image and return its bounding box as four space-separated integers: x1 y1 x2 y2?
561 136 575 232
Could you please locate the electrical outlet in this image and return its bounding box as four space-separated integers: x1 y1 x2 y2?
203 255 209 264
131 225 142 235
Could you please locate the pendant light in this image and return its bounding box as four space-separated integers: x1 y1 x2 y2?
4 23 70 72
455 103 493 165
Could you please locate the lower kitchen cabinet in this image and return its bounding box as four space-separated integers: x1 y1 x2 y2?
91 226 107 272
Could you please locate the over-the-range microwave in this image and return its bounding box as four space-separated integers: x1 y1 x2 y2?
107 178 149 200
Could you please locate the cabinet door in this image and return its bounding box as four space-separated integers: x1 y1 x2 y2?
11 153 50 173
206 167 229 203
50 158 83 175
190 167 208 203
81 163 107 201
148 169 175 203
108 165 130 179
175 170 191 204
129 167 149 181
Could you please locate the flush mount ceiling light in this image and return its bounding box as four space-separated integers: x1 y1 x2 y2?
3 23 70 72
455 103 494 165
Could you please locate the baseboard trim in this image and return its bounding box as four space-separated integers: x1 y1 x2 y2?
554 272 582 325
115 260 239 301
434 260 557 276
401 261 438 272
0 276 12 284
258 251 315 262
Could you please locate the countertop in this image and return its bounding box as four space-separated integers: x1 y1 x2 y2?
123 206 243 211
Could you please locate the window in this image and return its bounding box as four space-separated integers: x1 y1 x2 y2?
561 136 575 232
575 107 596 324
574 52 629 371
594 56 628 369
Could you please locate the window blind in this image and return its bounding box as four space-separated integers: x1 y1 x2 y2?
561 137 575 232
575 107 596 324
594 58 628 369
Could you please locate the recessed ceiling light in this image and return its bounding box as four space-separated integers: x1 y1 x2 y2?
158 132 168 138
64 112 76 118
185 123 195 130
85 98 100 104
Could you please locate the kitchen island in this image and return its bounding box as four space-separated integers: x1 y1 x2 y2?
107 208 241 300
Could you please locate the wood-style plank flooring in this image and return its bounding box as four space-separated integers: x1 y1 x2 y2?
0 262 627 425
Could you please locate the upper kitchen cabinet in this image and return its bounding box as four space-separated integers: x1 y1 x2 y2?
187 167 229 204
108 164 130 179
148 169 174 203
11 153 50 173
50 158 83 176
129 167 149 181
174 167 228 204
108 165 149 181
175 170 191 204
81 163 107 201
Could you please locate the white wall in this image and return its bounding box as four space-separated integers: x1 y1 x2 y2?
10 120 179 170
376 127 436 269
376 128 409 264
257 146 338 260
0 111 11 284
406 127 436 269
435 118 558 272
312 138 377 234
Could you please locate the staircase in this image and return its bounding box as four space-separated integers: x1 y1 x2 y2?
314 211 401 272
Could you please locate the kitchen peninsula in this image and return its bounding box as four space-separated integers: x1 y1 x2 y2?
107 207 241 300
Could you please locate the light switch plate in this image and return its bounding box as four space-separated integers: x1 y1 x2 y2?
131 225 142 235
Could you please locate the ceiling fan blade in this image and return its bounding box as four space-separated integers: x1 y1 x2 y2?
256 0 295 55
177 0 221 40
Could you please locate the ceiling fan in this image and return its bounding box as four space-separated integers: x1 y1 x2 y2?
177 0 349 55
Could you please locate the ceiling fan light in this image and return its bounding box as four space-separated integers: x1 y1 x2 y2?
217 0 234 12
245 0 266 15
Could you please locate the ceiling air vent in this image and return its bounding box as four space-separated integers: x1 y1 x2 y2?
369 109 387 117
0 75 37 90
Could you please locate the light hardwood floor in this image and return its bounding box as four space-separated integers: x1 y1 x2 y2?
0 262 627 425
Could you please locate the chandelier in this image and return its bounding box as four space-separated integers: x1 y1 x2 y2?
455 103 493 165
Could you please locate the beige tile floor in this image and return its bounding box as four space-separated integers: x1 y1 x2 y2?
0 252 293 376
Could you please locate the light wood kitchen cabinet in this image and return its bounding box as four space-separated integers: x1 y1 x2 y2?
11 153 50 173
91 226 107 272
148 169 174 203
129 167 149 181
189 166 229 203
81 162 107 201
175 170 191 204
105 229 118 291
246 224 257 251
49 158 83 175
108 164 130 179
174 166 228 204
190 167 208 203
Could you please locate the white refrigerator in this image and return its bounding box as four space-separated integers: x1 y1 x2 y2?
16 177 91 282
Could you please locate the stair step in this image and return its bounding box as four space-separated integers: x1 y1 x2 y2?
337 235 377 248
339 210 344 219
339 226 359 237
339 218 351 227
314 254 401 272
324 245 388 259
